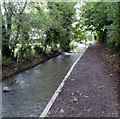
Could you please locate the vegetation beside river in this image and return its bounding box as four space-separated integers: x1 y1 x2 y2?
2 2 120 80
2 51 61 80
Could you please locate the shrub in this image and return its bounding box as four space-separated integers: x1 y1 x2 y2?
2 57 15 68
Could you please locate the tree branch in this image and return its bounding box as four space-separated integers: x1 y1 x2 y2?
81 2 101 17
14 2 27 42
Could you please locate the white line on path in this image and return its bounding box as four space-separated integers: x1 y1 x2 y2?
40 47 88 118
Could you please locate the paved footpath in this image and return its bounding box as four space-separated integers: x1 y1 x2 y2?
47 43 118 118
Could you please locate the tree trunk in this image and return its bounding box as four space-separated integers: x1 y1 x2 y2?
2 20 12 58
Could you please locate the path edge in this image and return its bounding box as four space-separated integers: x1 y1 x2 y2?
40 47 89 118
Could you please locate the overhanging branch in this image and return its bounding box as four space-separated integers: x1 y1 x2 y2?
81 2 101 17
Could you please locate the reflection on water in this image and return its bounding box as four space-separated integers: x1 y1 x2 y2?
2 51 84 117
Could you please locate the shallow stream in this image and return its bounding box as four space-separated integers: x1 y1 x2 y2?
2 44 86 117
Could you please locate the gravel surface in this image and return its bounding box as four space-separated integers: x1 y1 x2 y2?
48 43 119 118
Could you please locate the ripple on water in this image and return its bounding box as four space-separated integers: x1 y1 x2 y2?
2 52 84 117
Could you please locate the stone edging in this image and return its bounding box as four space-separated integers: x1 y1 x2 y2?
40 47 88 118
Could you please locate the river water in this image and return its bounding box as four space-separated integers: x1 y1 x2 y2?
2 44 86 117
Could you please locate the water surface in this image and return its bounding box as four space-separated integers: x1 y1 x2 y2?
2 52 84 117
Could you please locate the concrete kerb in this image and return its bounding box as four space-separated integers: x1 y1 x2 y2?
40 47 88 118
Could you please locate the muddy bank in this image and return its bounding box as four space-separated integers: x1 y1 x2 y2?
47 43 119 117
2 52 62 81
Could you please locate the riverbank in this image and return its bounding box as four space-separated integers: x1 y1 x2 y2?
2 51 62 81
46 43 119 117
2 51 82 117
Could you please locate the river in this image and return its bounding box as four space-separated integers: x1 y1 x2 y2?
2 44 86 117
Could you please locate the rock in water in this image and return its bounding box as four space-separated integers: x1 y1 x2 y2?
3 87 11 92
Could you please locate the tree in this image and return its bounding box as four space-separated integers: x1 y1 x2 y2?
2 2 27 60
81 2 120 50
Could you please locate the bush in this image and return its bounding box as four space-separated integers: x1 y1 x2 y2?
34 45 44 54
2 57 15 68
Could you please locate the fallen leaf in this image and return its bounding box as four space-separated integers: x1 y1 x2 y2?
70 97 78 103
109 74 113 76
71 79 75 81
87 108 93 112
60 109 64 113
98 86 104 89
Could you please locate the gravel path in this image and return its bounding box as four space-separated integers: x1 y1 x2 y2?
48 43 119 117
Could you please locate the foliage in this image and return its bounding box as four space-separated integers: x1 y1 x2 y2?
72 23 86 42
106 2 120 49
81 2 120 50
2 1 119 69
2 2 78 63
2 56 15 68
